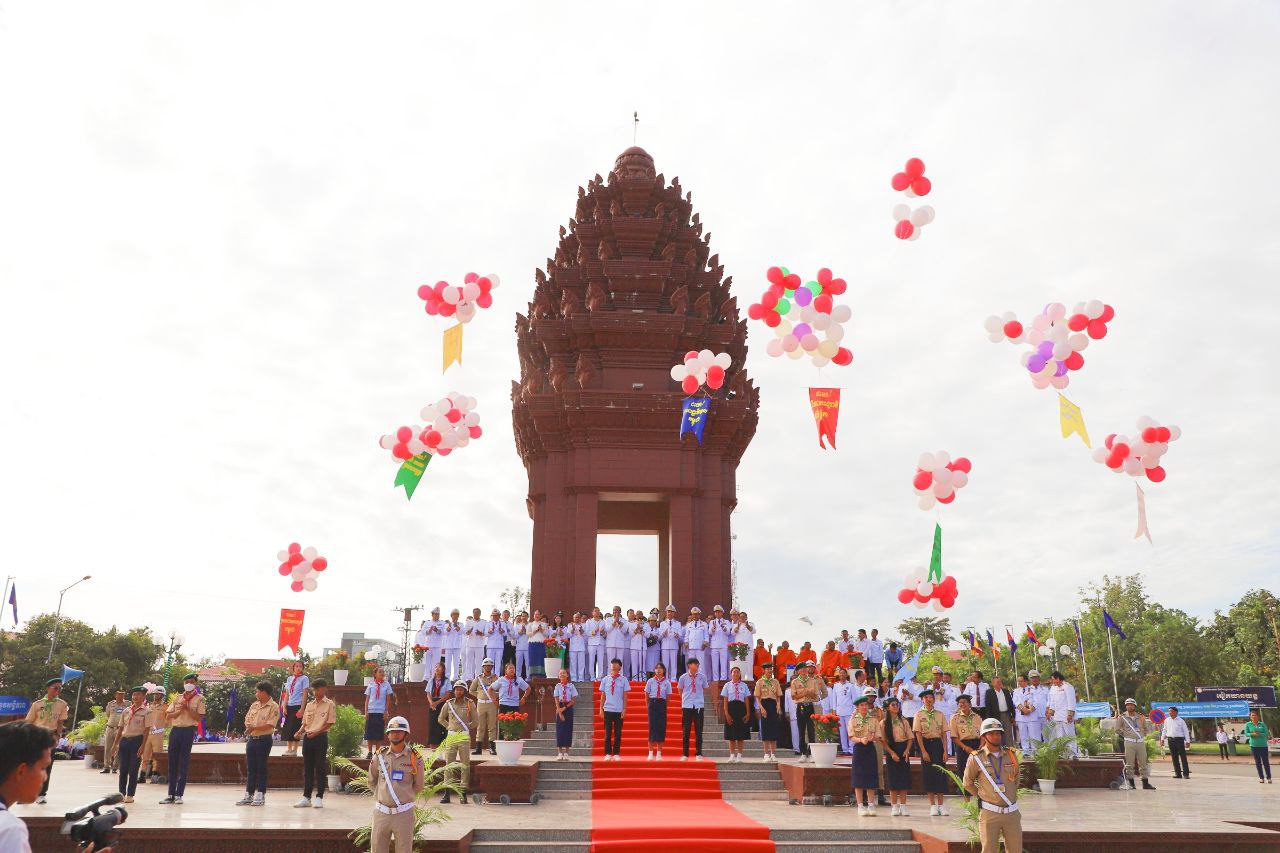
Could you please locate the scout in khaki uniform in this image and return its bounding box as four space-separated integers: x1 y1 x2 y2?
24 677 69 803
101 689 128 773
295 677 337 809
160 673 206 804
962 718 1022 853
846 692 880 816
116 686 153 802
1102 698 1158 789
140 688 168 783
368 716 424 853
912 688 949 816
467 658 499 756
438 682 477 804
949 694 984 782
236 680 279 806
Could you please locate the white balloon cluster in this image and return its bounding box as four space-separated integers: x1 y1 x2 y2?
1090 415 1181 483
669 350 731 394
892 203 936 242
984 300 1113 390
276 543 329 593
379 392 483 461
912 451 973 511
763 303 854 366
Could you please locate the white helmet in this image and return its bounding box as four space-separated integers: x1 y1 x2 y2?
385 716 411 734
980 717 1004 735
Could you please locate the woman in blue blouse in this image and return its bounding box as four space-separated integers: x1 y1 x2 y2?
552 669 578 761
645 662 673 761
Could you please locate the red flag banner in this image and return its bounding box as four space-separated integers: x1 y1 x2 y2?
278 609 305 656
808 388 841 449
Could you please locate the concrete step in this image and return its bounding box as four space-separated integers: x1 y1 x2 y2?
772 843 919 853
473 829 592 842
534 779 591 791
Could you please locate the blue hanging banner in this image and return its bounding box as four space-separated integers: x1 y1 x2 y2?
679 397 710 444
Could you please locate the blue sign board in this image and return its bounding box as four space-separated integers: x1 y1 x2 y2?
1151 700 1251 718
1074 701 1113 718
0 696 31 716
1193 686 1277 709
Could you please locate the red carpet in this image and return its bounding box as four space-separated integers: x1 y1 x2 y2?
588 681 774 852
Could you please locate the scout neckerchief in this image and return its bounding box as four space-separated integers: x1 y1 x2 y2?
920 706 939 733
430 678 444 699
554 682 574 704
371 677 385 702
605 674 622 698
500 676 519 704
727 681 745 702
889 715 910 743
649 676 670 699
125 702 146 730
286 674 299 702
973 747 1016 807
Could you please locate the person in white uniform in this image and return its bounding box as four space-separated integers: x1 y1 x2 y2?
830 669 857 754
441 609 463 681
585 607 607 681
684 608 709 674
416 608 444 673
1044 670 1078 757
567 612 587 682
707 605 732 681
462 608 488 682
627 613 647 680
1012 674 1045 754
658 606 683 680
484 609 506 676
604 607 627 670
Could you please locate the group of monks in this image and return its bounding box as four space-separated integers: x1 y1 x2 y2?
751 639 863 681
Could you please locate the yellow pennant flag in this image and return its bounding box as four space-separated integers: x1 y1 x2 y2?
443 324 463 373
1058 393 1090 448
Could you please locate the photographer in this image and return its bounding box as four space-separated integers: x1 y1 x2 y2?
0 722 110 852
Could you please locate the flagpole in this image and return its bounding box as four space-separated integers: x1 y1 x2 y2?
1076 616 1092 701
1 576 11 625
72 675 85 729
1105 629 1120 715
1006 625 1019 682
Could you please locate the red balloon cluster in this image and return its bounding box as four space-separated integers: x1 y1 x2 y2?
912 452 972 510
1090 416 1181 482
896 573 958 610
276 543 328 593
746 266 854 367
1066 302 1116 341
890 158 935 241
891 158 932 197
379 394 481 461
417 272 500 324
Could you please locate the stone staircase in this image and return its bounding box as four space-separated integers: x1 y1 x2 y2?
467 828 920 852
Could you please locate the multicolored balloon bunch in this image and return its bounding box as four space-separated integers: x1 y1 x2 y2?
1091 416 1181 482
379 393 483 461
746 267 853 367
670 350 731 395
417 273 500 324
276 543 328 593
890 158 934 240
984 300 1114 390
912 452 973 510
897 571 958 612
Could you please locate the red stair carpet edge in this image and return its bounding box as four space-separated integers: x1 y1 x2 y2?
588 681 775 853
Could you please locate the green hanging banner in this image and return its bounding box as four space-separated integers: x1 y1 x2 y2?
927 523 943 583
394 453 431 500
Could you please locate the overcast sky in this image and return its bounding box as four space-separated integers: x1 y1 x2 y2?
2 2 1277 665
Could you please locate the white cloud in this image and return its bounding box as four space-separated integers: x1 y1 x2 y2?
1 2 1276 660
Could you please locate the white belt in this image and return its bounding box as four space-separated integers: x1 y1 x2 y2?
375 802 415 815
980 801 1019 814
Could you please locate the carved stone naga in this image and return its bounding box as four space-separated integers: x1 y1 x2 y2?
668 284 689 315
560 288 585 318
532 288 556 320
575 354 597 389
548 360 569 393
586 281 608 312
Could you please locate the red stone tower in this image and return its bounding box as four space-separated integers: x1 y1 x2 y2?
512 147 759 615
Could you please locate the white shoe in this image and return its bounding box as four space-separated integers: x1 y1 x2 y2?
680 756 688 762
36 796 46 805
314 798 324 809
866 806 877 817
174 796 183 804
929 805 940 816
891 804 901 816
646 751 654 761
900 807 910 817
293 798 312 808
857 804 868 816
251 793 265 806
938 805 949 816
761 755 771 763
655 752 662 760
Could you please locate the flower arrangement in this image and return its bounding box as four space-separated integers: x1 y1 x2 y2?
543 638 562 657
362 660 379 676
335 650 350 661
497 711 529 740
412 645 426 664
812 713 843 744
729 642 750 661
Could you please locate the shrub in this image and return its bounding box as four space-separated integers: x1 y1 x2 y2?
327 704 366 772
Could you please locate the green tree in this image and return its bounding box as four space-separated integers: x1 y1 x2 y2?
0 613 162 725
896 616 952 650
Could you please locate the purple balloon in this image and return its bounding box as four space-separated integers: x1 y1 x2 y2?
1037 341 1054 358
793 288 812 307
792 323 812 338
1054 360 1068 377
1028 356 1046 373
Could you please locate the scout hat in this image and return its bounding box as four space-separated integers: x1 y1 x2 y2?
1027 669 1040 677
918 687 935 697
761 662 774 669
385 716 411 734
853 693 872 706
980 718 1004 734
45 678 62 687
183 673 199 682
130 686 146 695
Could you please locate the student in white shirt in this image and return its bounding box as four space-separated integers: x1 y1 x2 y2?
1044 671 1079 757
830 668 858 755
1160 706 1192 779
1215 724 1231 760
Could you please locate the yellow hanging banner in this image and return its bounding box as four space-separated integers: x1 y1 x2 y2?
1057 393 1090 448
443 324 463 373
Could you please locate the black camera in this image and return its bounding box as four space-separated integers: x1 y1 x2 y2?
60 794 127 849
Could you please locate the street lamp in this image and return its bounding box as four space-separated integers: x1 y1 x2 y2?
45 575 92 664
162 630 185 694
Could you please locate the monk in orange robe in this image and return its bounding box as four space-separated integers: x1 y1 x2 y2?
819 641 842 679
752 640 771 680
797 642 817 668
774 641 798 680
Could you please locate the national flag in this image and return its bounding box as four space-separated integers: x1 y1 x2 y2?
1103 609 1127 640
1073 620 1085 655
895 647 924 685
991 642 1001 662
226 687 238 724
6 582 15 625
1025 624 1039 646
968 631 983 657
986 629 995 649
1006 628 1018 655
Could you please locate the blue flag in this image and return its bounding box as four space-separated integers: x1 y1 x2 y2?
679 397 710 444
894 647 924 685
7 583 15 625
1073 619 1085 654
1103 609 1126 640
226 687 238 724
61 665 85 684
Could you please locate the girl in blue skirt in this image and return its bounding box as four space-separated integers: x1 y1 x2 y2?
552 669 577 761
644 662 673 761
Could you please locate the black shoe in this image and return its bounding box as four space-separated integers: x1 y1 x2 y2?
100 768 112 774
1174 774 1182 779
489 745 496 756
472 746 482 755
877 794 890 807
1128 781 1136 789
459 790 469 805
1142 780 1156 790
159 796 176 804
440 792 451 804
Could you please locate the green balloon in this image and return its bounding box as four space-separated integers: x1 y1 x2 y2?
776 298 791 315
780 267 790 276
807 281 823 297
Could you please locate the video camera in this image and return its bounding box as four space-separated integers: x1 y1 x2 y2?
59 794 127 850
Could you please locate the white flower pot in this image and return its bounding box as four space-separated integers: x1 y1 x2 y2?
809 742 839 767
84 755 96 769
544 658 562 680
326 774 342 791
407 663 426 682
1038 778 1056 795
494 739 525 766
332 669 349 686
364 676 375 687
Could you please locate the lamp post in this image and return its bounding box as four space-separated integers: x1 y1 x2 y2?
162 630 185 694
45 575 92 664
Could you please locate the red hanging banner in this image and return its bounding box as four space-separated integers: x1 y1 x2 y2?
808 388 841 449
278 609 305 656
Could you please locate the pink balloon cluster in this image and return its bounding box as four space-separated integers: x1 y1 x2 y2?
1091 416 1181 483
912 452 973 510
897 571 958 612
379 393 482 461
417 273 500 324
276 543 329 593
670 350 731 395
984 300 1114 390
747 267 854 367
890 158 934 240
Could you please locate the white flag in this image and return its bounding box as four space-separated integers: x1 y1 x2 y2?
1134 483 1152 544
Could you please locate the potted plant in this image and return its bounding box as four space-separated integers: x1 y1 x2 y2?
68 707 107 769
1031 734 1076 794
332 650 350 686
362 660 378 687
728 641 750 664
407 646 427 682
337 732 469 841
809 713 841 767
495 712 529 765
325 704 365 792
543 638 563 679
